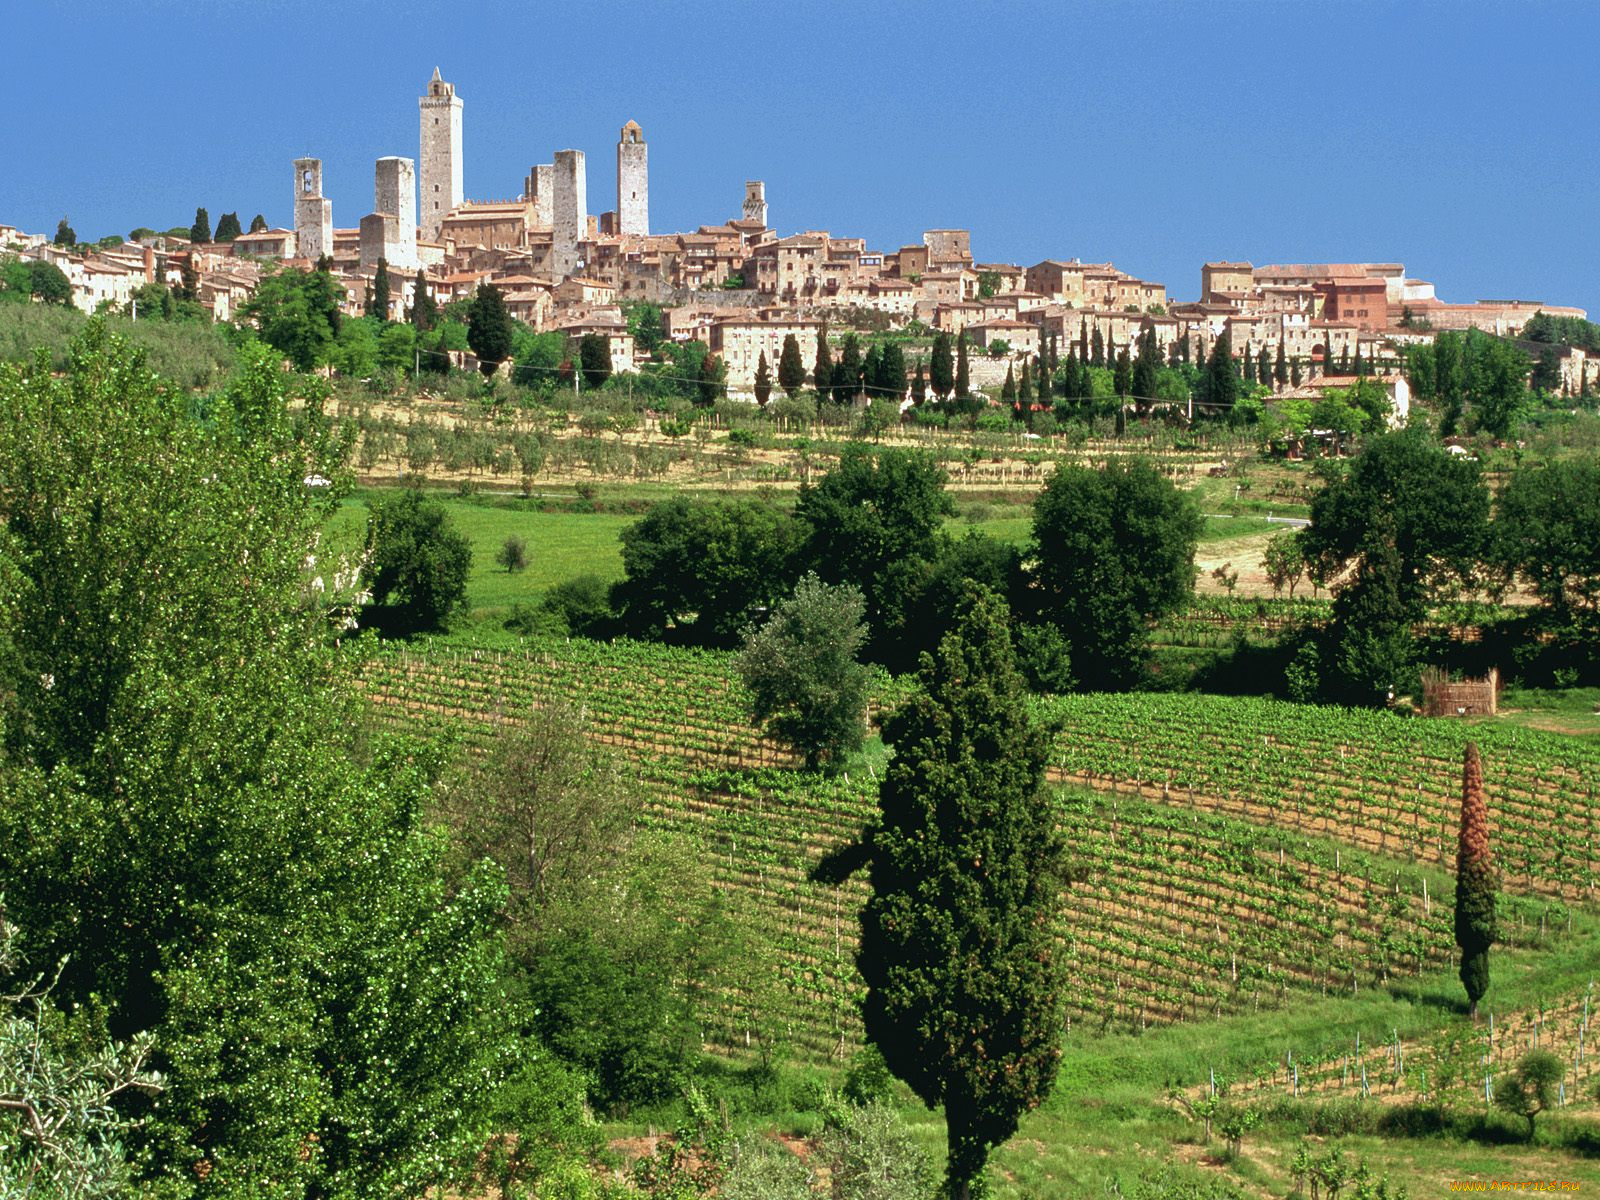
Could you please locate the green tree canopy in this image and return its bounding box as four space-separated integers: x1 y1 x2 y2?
1493 458 1600 617
0 327 509 1196
778 333 806 399
1299 428 1490 618
853 587 1068 1198
578 332 613 389
466 282 515 375
366 256 391 320
1030 459 1203 689
189 207 211 243
737 573 872 770
242 264 344 370
365 489 473 633
213 212 242 243
613 495 797 644
929 331 954 401
795 445 953 660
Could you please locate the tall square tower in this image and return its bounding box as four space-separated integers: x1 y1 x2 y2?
552 149 587 279
419 68 463 241
616 121 648 237
292 157 332 262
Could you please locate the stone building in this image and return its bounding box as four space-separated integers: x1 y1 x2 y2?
551 149 587 279
523 164 555 227
292 158 332 263
924 229 972 271
419 68 464 240
617 121 648 237
709 314 824 389
743 180 767 227
360 157 418 271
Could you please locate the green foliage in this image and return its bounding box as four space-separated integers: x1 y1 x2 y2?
366 489 473 633
0 908 162 1199
1030 459 1203 689
497 533 528 573
1301 429 1489 619
248 214 267 234
467 282 516 374
1495 1049 1563 1139
1454 744 1497 1015
856 587 1067 1198
815 1103 936 1200
1494 458 1600 616
53 218 77 247
26 260 71 306
614 495 797 643
1407 330 1530 438
579 332 613 389
242 264 344 370
813 326 833 397
795 444 953 662
408 268 439 332
1329 536 1416 706
538 572 616 639
0 326 509 1196
777 333 806 399
753 349 773 407
366 256 390 320
213 212 242 243
1201 331 1240 412
189 207 211 243
955 332 970 399
737 572 871 770
625 301 665 354
929 331 954 401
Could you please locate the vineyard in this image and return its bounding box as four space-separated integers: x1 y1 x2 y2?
358 638 1582 1062
1047 692 1600 899
1220 980 1599 1120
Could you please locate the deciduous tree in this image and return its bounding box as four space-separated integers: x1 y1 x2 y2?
737 573 871 770
366 488 473 632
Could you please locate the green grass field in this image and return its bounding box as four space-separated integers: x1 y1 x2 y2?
328 494 632 618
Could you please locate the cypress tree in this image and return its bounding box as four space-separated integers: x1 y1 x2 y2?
54 217 77 248
1017 360 1031 410
861 343 883 398
778 333 806 399
1090 326 1105 369
930 333 954 401
911 358 928 404
190 207 212 243
813 326 833 398
1202 331 1240 412
754 350 773 407
249 214 268 233
1275 341 1289 387
1132 329 1159 403
855 588 1068 1200
1104 331 1117 370
836 334 863 404
179 256 200 303
408 269 438 332
1061 348 1080 404
466 282 515 375
1000 363 1017 407
697 351 725 406
1113 346 1132 398
1353 346 1366 378
1291 357 1303 386
1036 354 1050 408
1454 743 1497 1019
214 212 243 243
879 342 907 401
1048 333 1059 371
1257 345 1271 387
367 258 391 320
1339 345 1351 374
955 334 970 400
1079 316 1089 360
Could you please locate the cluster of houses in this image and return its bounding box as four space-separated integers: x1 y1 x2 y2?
4 69 1591 401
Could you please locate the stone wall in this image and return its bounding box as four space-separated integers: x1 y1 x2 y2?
524 164 554 228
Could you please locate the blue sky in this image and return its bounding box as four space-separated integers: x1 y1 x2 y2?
6 0 1597 310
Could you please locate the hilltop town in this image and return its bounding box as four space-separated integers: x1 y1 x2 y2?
2 67 1592 402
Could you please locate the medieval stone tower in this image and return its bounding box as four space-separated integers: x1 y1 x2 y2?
360 156 418 271
292 157 332 262
551 149 587 278
616 121 648 237
523 164 554 227
743 180 767 227
418 67 463 240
